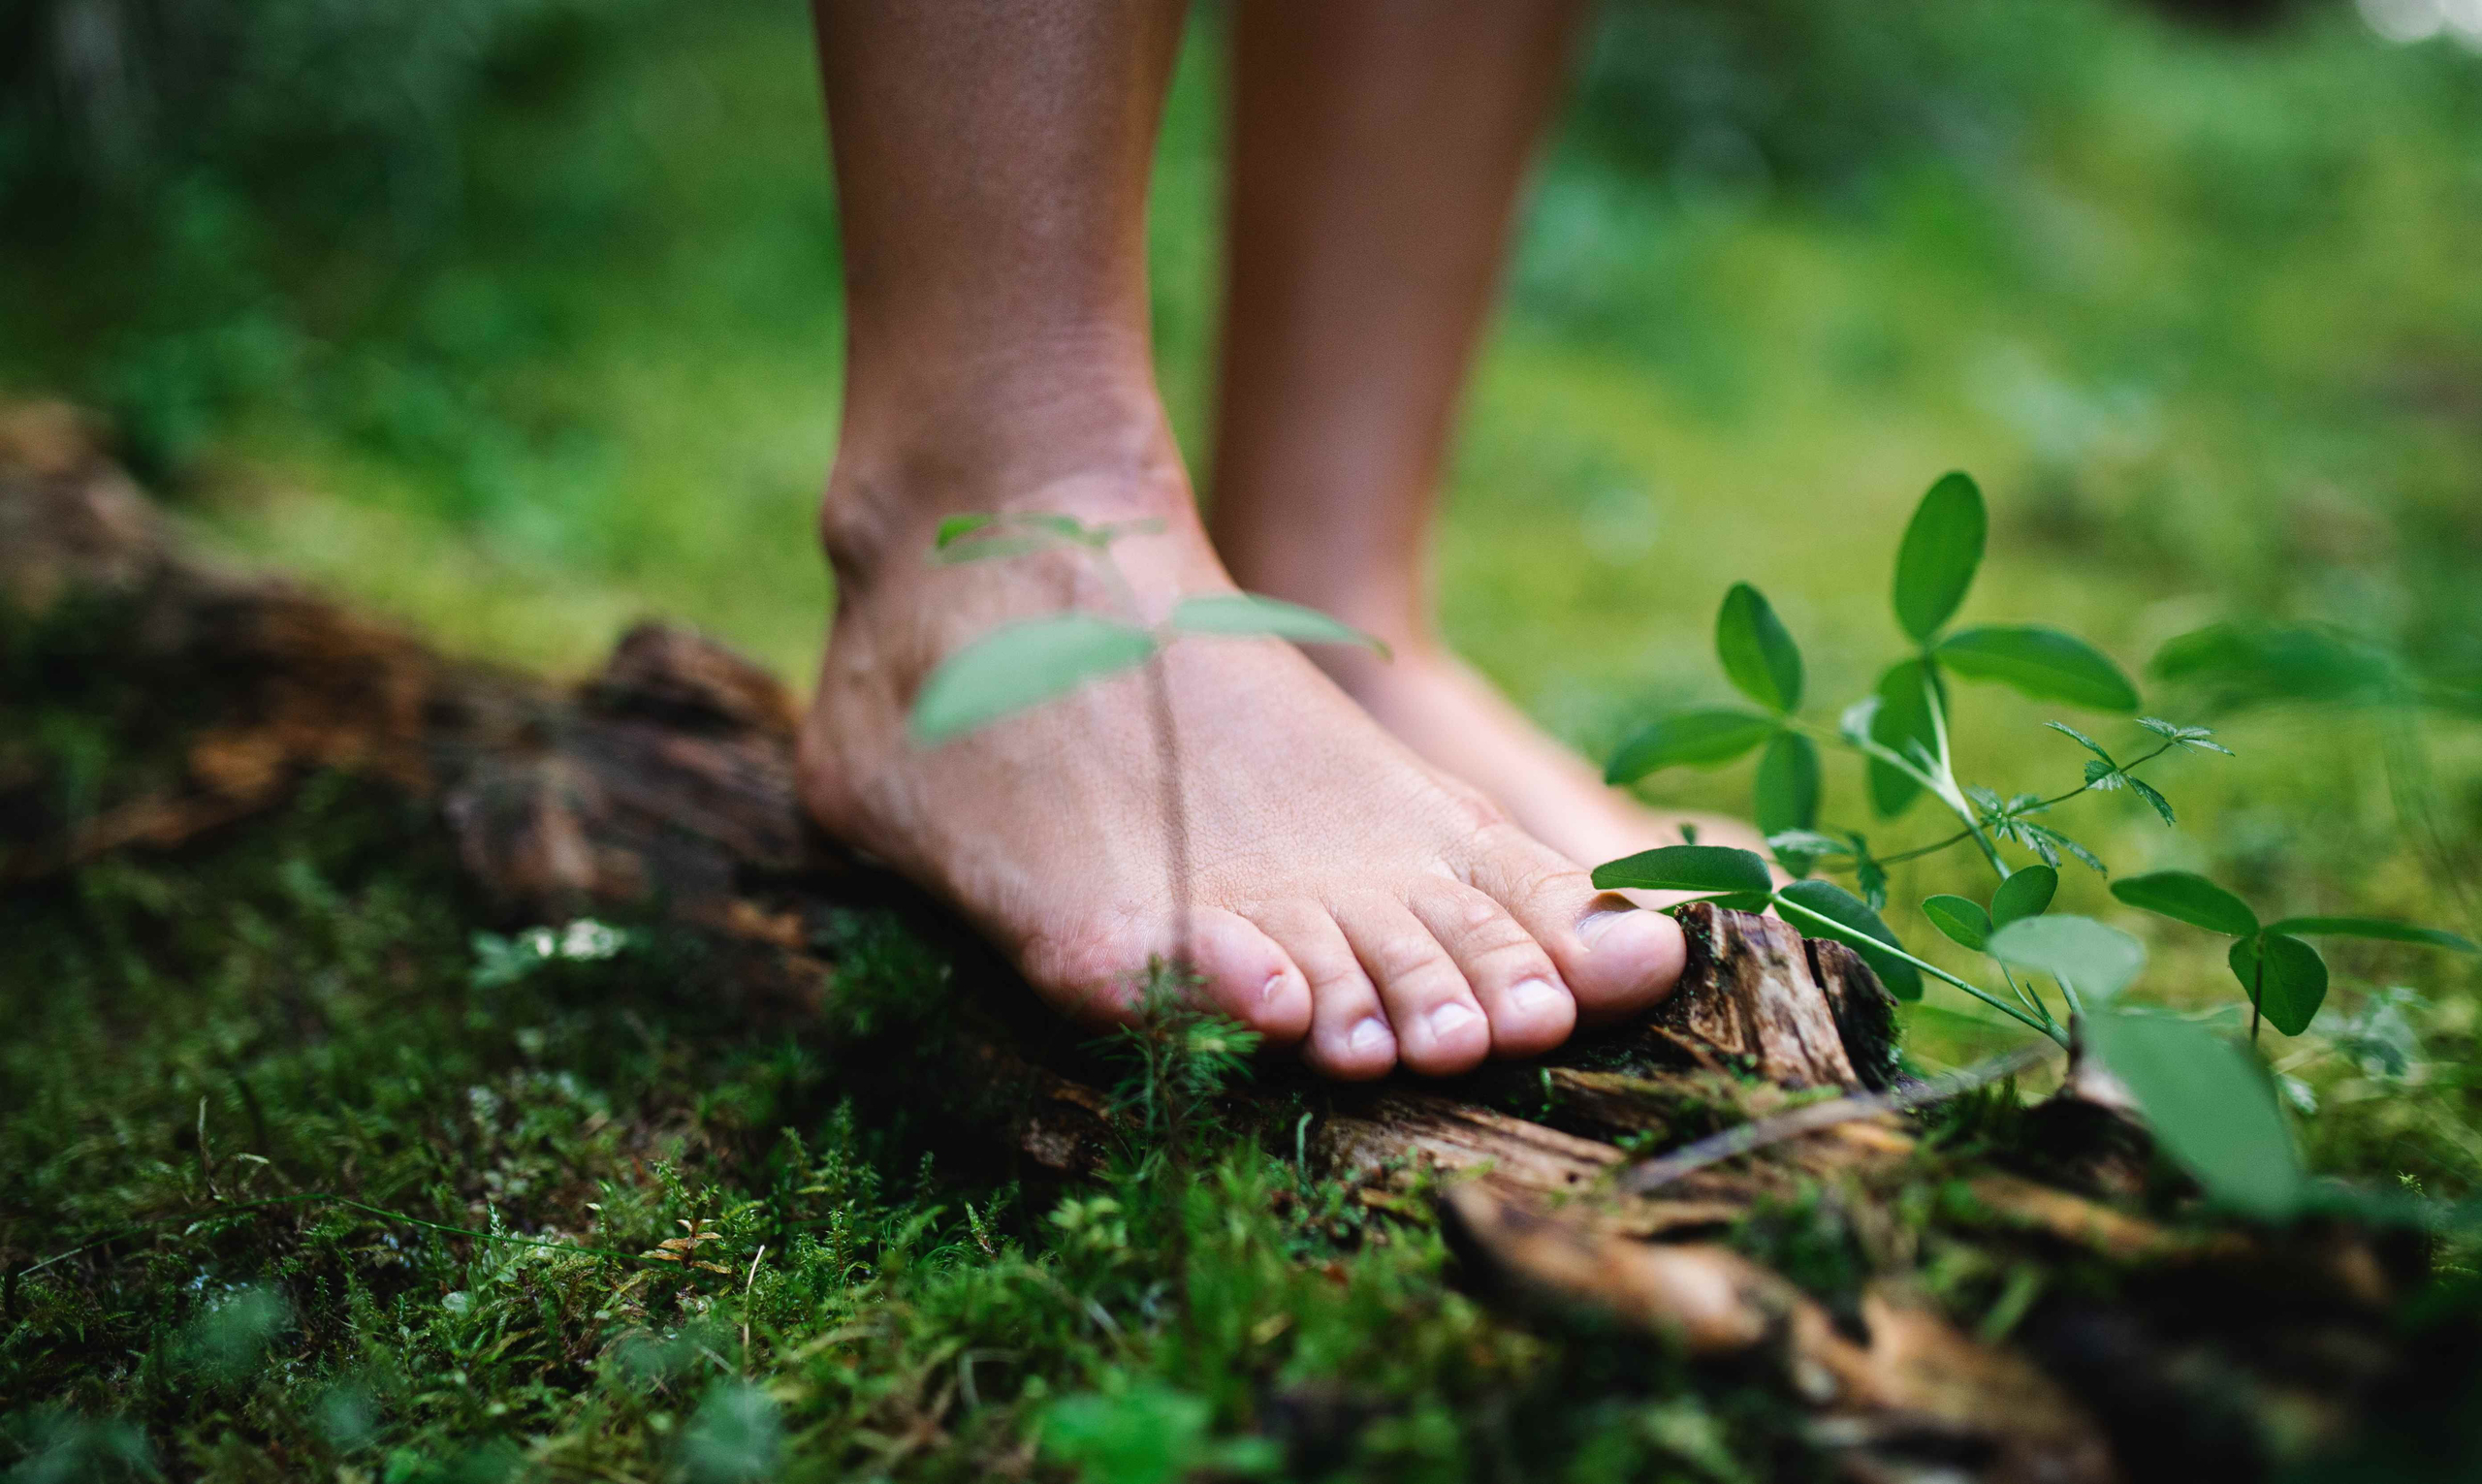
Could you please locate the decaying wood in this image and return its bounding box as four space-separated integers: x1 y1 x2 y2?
4 410 2456 1483
1807 937 1902 1091
1645 902 1868 1089
1317 1091 1621 1197
1443 1184 2116 1484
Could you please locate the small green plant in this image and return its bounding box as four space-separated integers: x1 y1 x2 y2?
1595 471 2473 1219
2107 870 2473 1042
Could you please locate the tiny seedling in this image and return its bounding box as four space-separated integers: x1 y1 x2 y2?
1596 470 2473 1218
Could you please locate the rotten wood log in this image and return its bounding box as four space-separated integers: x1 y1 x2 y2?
1442 1184 2116 1484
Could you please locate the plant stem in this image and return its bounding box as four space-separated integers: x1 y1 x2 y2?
1918 673 2011 880
1995 963 2054 1029
1144 650 1193 972
1772 897 2065 1043
1805 739 2186 871
2249 954 2265 1047
1093 544 1194 973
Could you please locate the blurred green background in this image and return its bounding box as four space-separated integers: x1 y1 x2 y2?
6 0 2480 1082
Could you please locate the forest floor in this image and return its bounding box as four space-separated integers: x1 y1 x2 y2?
10 2 2482 1478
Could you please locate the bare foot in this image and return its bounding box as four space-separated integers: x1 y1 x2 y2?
1312 642 1772 873
799 447 1685 1080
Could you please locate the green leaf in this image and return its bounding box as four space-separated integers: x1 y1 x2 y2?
1989 865 2057 927
1937 626 2140 711
2110 871 2260 938
935 514 1001 548
1169 593 1388 655
2136 715 2236 755
1715 584 1803 713
1893 471 1987 644
1591 844 1772 897
2127 776 2177 827
1921 895 1991 952
1849 834 1891 911
1752 732 1821 835
2021 823 2107 875
908 616 1157 744
1777 879 1923 1000
2083 1011 2306 1220
1866 659 1940 817
1606 710 1777 784
1988 914 2145 1001
2149 622 2403 710
2230 933 2329 1037
929 512 1095 564
2044 720 2116 765
2263 917 2480 953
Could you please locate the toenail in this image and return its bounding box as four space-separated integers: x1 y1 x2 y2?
1260 970 1290 1008
1578 907 1634 947
1426 1002 1483 1042
1347 1017 1393 1058
1510 977 1565 1019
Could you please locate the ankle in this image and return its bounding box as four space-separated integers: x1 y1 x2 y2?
821 372 1193 590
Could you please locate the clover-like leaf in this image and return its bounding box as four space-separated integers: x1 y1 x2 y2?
1716 583 1803 713
1170 593 1388 654
1937 626 2140 711
2084 1011 2306 1220
2230 933 2329 1036
1893 471 1986 644
909 615 1157 744
2127 777 2177 827
2111 871 2260 938
1777 879 1922 1000
2148 622 2403 710
1989 865 2057 927
1988 914 2145 1002
1866 659 1941 817
1606 710 1777 784
1752 731 1820 836
2263 917 2478 953
1921 894 1992 952
1591 844 1772 897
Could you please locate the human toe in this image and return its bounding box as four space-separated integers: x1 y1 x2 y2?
1252 899 1396 1079
1472 840 1686 1021
1335 893 1492 1076
1406 880 1575 1058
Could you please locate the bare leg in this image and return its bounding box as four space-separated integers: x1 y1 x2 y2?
800 1 1686 1079
1209 0 1760 869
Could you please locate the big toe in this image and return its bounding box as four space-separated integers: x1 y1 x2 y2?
1469 830 1686 1021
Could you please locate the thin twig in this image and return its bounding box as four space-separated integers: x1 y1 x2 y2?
1614 1039 2063 1195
